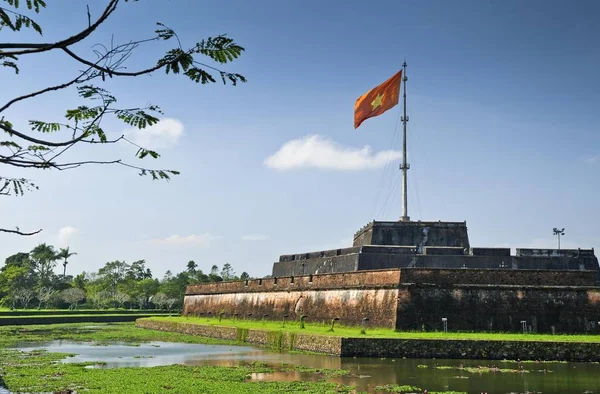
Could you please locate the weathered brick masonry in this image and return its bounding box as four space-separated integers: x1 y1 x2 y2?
185 270 401 328
184 268 600 333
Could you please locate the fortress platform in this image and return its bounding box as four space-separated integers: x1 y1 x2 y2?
273 221 598 277
184 220 600 333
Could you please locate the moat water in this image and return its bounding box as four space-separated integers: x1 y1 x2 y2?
10 340 600 394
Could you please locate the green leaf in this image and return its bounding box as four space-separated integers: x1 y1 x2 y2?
0 9 16 30
221 72 246 86
195 35 245 64
138 169 179 181
1 60 19 73
136 148 160 160
31 19 41 34
185 68 216 84
27 144 50 151
28 120 61 133
0 140 21 149
160 49 193 74
155 22 174 40
65 106 101 121
116 110 158 129
96 127 107 142
77 85 116 104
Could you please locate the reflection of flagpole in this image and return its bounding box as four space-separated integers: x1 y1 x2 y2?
400 61 410 222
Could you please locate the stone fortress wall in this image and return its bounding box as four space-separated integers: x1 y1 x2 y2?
184 220 600 334
184 270 402 328
184 268 600 333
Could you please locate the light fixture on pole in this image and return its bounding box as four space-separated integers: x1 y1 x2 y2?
553 228 565 250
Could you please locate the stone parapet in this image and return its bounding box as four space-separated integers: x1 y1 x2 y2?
186 270 401 295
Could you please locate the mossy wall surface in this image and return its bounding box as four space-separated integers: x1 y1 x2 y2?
341 338 600 362
135 319 342 355
137 319 600 362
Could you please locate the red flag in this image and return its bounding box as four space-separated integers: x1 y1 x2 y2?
354 71 402 129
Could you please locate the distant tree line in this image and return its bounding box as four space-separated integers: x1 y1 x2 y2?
0 244 250 310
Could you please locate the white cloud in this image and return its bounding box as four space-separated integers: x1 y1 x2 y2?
124 118 184 149
264 134 402 171
57 226 79 245
149 233 222 248
583 156 598 164
242 235 270 241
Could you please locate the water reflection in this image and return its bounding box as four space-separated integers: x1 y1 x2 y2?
12 341 600 394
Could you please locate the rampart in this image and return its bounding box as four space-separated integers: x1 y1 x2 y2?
185 270 401 328
184 268 600 333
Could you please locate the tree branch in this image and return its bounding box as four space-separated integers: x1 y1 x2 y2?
0 227 42 236
55 159 122 170
0 120 88 147
0 0 119 56
0 71 90 114
62 47 164 77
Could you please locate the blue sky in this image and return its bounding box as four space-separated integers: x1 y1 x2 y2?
1 0 599 278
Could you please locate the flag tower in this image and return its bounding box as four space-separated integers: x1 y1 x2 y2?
353 64 409 222
399 61 410 222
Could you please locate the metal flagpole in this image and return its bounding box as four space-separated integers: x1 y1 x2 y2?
400 61 410 222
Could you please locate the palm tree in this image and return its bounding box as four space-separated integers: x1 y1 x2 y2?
57 247 77 277
30 243 58 285
186 260 197 273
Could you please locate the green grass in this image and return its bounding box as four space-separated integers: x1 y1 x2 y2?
147 316 600 343
0 313 166 318
374 384 422 393
0 322 239 347
1 308 125 311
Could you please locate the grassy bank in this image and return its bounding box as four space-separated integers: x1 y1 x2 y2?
0 323 352 393
0 309 173 316
147 316 600 343
0 322 236 347
0 313 176 326
0 313 172 318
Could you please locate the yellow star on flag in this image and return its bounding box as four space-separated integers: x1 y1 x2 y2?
371 93 384 110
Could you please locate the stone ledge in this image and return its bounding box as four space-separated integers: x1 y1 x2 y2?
341 338 600 362
135 318 342 355
135 319 600 362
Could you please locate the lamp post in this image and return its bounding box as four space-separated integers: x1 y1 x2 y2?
553 228 565 250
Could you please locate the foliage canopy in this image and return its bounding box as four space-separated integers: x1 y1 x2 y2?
0 0 246 235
